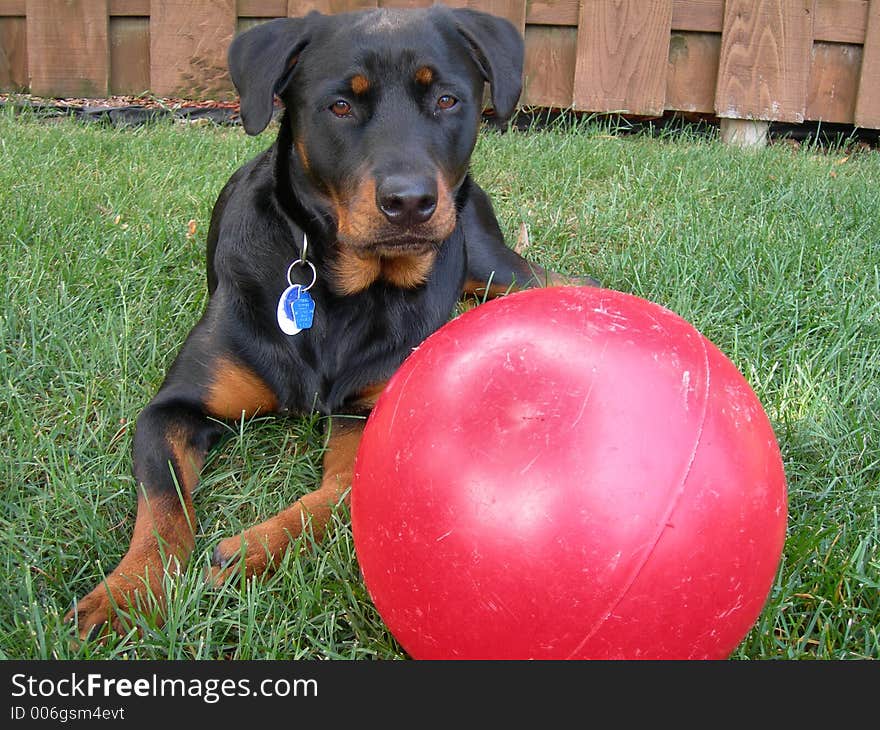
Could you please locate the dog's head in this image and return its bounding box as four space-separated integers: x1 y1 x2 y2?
228 7 523 257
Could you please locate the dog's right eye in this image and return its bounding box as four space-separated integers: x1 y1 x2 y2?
330 100 352 118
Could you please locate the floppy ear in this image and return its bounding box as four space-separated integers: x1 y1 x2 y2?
228 15 315 135
451 8 524 122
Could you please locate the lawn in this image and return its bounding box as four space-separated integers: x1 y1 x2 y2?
1 110 878 659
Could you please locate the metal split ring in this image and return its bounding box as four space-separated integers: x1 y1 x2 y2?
286 258 317 291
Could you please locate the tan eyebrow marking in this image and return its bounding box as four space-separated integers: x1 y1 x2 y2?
351 74 370 95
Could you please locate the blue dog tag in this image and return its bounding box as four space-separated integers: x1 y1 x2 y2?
292 288 315 328
277 284 314 335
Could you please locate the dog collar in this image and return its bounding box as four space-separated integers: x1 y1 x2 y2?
277 233 317 335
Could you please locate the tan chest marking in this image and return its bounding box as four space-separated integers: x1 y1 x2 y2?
332 248 437 295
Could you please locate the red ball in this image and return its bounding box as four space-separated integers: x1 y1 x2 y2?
352 287 786 659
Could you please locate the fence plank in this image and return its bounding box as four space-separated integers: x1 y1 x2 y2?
715 0 813 122
377 1 434 8
286 2 521 22
573 0 673 115
525 0 724 30
27 0 109 97
854 0 880 127
806 41 860 123
0 0 25 14
0 14 26 90
2 0 877 127
150 0 235 98
525 0 578 26
813 0 868 44
110 16 149 94
444 0 526 32
671 0 722 32
666 31 720 113
288 0 377 13
238 0 288 16
481 0 526 30
523 24 575 107
108 0 148 15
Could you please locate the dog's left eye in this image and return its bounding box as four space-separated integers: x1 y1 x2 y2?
436 95 458 110
330 100 352 117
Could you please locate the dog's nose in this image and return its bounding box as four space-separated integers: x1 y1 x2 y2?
376 176 437 226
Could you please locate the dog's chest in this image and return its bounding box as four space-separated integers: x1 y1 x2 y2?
331 249 437 296
276 285 445 414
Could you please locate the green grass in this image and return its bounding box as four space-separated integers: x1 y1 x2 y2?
1 110 878 659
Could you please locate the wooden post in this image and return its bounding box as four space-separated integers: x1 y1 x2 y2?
719 118 769 148
27 0 109 97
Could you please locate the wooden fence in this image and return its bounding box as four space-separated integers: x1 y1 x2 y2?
1 1 879 130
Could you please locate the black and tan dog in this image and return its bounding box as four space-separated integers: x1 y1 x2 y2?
68 6 594 638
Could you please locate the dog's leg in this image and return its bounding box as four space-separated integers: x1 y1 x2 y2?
66 328 280 639
210 416 363 580
461 182 599 299
66 401 221 638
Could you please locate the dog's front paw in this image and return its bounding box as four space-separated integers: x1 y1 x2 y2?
208 528 286 584
211 535 245 568
206 539 244 586
65 574 144 641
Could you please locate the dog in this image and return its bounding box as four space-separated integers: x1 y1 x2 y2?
67 5 595 638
